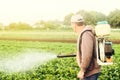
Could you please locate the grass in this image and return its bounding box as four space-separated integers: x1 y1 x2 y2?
110 29 120 40
0 30 77 40
0 29 119 41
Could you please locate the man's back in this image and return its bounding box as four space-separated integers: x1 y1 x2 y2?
77 26 101 77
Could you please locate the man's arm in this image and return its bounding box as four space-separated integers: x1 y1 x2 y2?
76 51 81 68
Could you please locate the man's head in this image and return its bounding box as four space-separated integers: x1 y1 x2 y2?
71 14 85 33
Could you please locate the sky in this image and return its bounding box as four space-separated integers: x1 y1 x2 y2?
0 0 120 25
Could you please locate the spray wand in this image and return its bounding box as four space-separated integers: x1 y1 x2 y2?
57 53 76 58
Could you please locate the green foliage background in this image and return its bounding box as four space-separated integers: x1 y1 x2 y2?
64 9 120 28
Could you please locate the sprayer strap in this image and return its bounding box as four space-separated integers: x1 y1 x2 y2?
78 30 92 56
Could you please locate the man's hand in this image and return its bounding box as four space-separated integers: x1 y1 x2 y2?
77 70 85 79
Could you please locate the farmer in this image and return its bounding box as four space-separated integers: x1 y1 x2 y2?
71 14 101 80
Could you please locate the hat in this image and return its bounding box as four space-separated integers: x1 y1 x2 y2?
71 14 84 22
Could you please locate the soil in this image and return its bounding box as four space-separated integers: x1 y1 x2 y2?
0 38 120 44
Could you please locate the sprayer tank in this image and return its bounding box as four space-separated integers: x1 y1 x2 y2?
95 21 111 37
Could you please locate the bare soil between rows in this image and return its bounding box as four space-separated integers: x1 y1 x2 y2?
0 38 120 44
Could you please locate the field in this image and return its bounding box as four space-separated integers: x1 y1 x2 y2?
0 30 76 40
0 30 120 80
0 29 120 43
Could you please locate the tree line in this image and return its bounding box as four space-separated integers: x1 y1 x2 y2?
64 9 120 28
0 9 120 30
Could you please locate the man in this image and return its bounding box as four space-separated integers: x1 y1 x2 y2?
71 14 101 80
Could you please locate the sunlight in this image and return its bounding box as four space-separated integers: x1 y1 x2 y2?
0 0 119 25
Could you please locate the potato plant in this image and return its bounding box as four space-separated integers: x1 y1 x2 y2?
0 40 119 80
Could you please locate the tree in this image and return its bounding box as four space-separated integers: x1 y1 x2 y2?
0 23 5 30
6 22 32 30
76 10 91 24
76 10 107 25
108 9 120 28
34 20 62 30
63 13 74 25
6 23 17 30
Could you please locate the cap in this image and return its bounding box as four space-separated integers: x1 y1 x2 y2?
71 14 84 22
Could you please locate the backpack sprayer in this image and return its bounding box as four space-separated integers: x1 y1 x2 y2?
57 21 114 65
95 21 114 65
